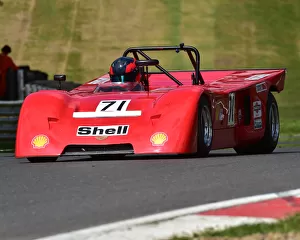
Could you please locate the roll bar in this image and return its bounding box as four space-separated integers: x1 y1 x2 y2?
122 43 205 85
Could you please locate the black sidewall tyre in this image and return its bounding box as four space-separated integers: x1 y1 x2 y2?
234 91 279 155
260 92 280 153
197 96 213 157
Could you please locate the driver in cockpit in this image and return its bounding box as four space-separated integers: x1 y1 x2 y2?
108 56 144 91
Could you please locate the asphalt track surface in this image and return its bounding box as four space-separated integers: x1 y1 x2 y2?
1 147 300 240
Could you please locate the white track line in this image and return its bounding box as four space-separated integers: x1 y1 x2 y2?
36 188 300 240
44 216 275 240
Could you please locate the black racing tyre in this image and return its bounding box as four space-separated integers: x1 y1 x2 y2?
196 95 213 157
18 65 30 71
27 157 58 163
234 91 280 155
4 68 18 100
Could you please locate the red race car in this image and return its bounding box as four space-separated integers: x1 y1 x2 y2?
15 43 286 162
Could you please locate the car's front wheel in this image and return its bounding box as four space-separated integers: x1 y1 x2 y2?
196 95 213 157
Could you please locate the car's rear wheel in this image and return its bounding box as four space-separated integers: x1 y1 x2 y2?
196 95 213 157
27 157 58 163
234 91 279 155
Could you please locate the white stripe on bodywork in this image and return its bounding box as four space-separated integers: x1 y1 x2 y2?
73 111 142 118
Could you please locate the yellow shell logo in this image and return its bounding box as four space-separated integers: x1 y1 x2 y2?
150 132 168 146
95 136 108 141
31 135 49 149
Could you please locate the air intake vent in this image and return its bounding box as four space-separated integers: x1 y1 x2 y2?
62 144 134 156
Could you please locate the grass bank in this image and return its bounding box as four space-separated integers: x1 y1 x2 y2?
1 0 299 134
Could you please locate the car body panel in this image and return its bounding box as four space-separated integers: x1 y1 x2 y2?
15 86 204 157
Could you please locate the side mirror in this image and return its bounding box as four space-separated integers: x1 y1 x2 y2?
54 74 66 81
54 74 66 90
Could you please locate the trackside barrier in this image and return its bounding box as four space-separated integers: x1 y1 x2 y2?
0 100 23 145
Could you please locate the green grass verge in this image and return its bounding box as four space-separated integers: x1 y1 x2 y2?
167 213 300 240
202 213 300 238
1 0 300 135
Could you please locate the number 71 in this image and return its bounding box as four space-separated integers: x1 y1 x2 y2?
96 100 131 112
